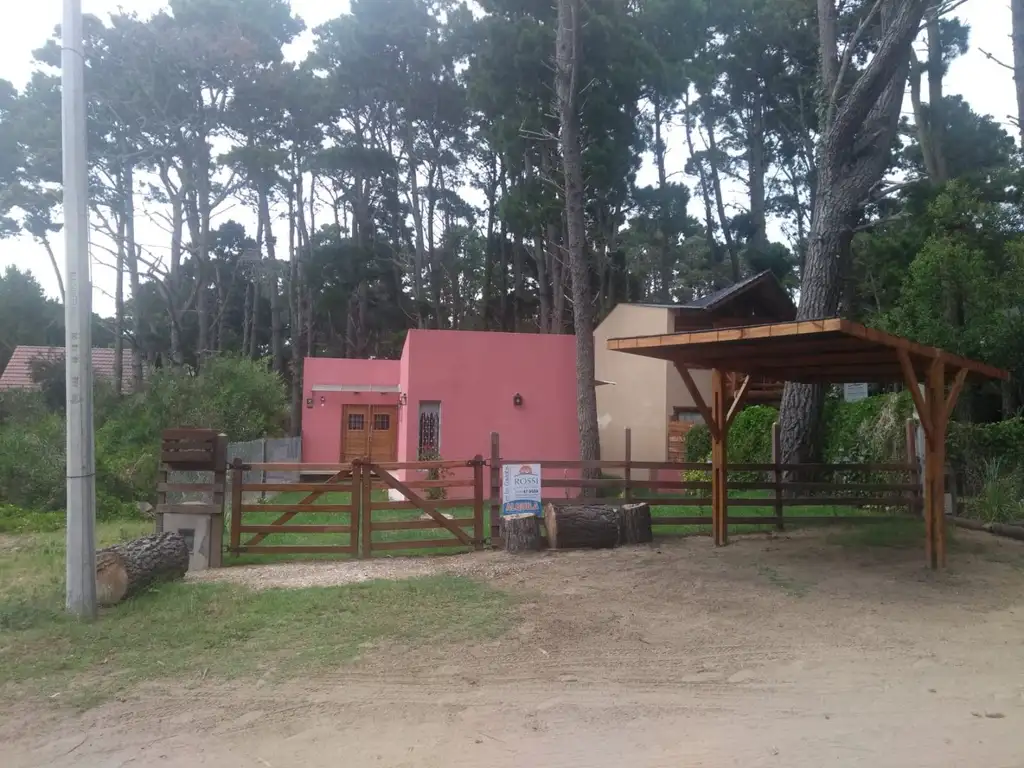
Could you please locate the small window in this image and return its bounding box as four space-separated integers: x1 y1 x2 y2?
373 413 390 431
348 413 365 430
673 408 703 423
418 401 441 458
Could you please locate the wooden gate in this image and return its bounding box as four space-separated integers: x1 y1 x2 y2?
359 460 485 557
230 462 359 556
228 458 486 557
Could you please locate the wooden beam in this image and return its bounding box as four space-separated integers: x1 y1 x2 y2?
711 368 728 547
897 349 933 444
944 368 969 423
927 358 948 569
608 318 1009 382
673 361 720 441
726 374 752 428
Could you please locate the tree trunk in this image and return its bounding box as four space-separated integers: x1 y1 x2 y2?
779 0 928 466
653 95 673 301
703 107 740 282
925 11 948 182
501 516 541 553
259 188 285 374
684 93 721 275
1014 0 1024 146
544 503 621 549
289 181 303 437
95 532 189 606
124 163 143 389
556 0 601 489
620 502 654 544
747 86 769 260
114 169 126 397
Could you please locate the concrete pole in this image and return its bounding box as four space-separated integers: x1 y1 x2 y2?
62 0 97 618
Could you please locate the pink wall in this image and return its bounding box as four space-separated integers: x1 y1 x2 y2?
301 332 583 500
400 331 581 487
301 357 401 463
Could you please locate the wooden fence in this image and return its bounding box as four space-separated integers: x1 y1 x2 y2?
229 458 486 557
487 426 921 541
224 427 922 558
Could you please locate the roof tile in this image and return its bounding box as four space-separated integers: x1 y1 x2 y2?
0 345 140 393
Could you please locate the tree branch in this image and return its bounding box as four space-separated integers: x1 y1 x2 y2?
980 48 1014 71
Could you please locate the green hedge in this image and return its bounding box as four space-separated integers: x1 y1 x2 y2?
681 394 915 469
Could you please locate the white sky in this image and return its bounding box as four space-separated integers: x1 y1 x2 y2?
0 0 1016 316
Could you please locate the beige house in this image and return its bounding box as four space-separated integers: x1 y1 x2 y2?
595 272 796 475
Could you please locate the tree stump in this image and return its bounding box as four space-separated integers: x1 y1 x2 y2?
620 502 653 544
501 516 541 553
544 503 622 549
95 531 190 606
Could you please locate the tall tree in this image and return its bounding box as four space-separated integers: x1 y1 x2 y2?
555 0 600 478
777 0 932 465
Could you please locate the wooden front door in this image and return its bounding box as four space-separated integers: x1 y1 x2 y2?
341 404 398 461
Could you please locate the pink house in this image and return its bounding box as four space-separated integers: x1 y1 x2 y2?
302 330 581 489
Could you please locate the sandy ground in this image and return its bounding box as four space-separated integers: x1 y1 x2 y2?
5 528 1024 767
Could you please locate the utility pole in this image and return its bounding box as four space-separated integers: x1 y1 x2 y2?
62 0 97 618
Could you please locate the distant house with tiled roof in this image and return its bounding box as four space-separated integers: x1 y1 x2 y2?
0 345 139 393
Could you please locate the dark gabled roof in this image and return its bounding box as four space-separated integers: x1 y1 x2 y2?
632 271 796 319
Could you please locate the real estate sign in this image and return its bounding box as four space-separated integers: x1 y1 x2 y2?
501 463 542 518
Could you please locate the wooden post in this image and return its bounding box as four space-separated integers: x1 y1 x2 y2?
771 421 783 531
472 455 485 549
711 368 728 546
351 459 362 558
927 359 948 568
230 458 243 553
624 427 632 502
489 432 501 547
362 459 374 559
905 418 920 518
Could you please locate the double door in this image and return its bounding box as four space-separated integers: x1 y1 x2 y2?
341 404 398 462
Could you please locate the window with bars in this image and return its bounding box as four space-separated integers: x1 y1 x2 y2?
348 413 365 430
418 401 441 458
374 413 390 431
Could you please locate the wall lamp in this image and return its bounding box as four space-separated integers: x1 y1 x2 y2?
513 392 523 407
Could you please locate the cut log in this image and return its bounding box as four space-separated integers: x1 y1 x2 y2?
501 515 541 553
95 531 190 606
544 503 622 550
620 502 653 544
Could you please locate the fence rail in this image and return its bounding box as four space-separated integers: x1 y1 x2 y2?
212 427 923 559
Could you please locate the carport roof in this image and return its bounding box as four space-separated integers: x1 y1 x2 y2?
606 318 1008 385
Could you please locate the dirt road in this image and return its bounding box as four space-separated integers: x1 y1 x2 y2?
5 529 1024 767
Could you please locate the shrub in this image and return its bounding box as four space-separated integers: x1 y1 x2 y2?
823 392 914 466
965 459 1024 523
948 417 1024 494
684 424 710 463
0 354 289 522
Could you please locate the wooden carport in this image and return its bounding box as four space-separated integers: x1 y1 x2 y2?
608 318 1008 568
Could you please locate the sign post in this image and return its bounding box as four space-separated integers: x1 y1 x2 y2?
501 464 542 518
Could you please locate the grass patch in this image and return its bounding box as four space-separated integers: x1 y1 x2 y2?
756 564 810 597
0 523 512 707
826 518 926 549
642 489 905 537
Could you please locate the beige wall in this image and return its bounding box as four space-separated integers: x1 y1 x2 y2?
596 305 713 474
595 305 671 472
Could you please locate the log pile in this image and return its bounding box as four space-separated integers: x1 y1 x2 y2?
96 532 190 605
